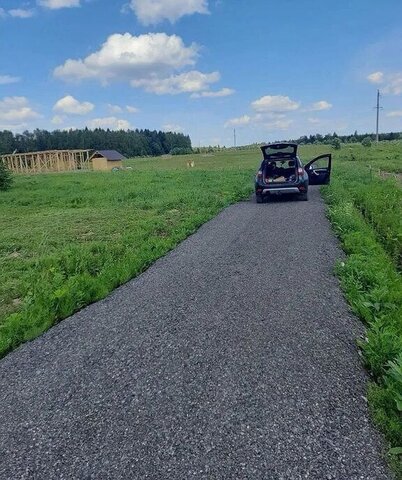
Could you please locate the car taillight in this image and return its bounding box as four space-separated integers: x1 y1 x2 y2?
257 170 263 178
297 168 304 176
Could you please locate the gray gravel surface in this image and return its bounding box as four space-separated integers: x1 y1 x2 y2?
0 188 392 479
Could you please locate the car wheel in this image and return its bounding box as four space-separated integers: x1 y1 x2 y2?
298 192 308 201
256 194 263 204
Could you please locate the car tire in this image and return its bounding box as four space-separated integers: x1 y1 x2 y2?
298 192 308 201
256 194 263 204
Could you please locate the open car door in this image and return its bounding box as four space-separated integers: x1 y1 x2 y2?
305 154 332 185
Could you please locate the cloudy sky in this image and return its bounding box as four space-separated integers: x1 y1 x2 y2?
1 0 402 146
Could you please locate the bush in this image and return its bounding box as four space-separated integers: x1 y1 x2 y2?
170 147 193 156
332 138 342 150
0 160 13 191
362 136 372 147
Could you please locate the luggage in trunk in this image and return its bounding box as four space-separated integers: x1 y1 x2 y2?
263 159 298 184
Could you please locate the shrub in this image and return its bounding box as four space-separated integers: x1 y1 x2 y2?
349 149 357 161
332 138 342 150
0 160 13 191
362 136 372 147
170 147 193 156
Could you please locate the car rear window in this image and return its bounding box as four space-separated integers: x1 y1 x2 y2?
262 144 296 158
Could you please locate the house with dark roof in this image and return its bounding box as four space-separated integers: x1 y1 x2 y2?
90 150 126 171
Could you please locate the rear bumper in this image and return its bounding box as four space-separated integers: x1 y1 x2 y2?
261 187 300 194
255 175 308 195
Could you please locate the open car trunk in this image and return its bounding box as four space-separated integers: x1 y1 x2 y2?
262 158 298 184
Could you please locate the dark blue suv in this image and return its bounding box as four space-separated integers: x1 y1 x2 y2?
255 143 331 203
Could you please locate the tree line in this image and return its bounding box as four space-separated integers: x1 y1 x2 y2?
289 131 402 145
0 128 193 157
194 131 402 154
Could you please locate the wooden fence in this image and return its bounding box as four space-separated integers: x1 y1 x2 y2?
0 150 92 174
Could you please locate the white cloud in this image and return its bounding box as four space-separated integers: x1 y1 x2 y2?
0 75 20 85
225 111 294 130
251 95 300 113
107 104 123 114
107 103 140 115
0 8 35 18
224 95 299 132
367 71 402 95
53 95 94 115
386 110 402 117
132 70 219 94
224 115 251 128
54 33 198 82
129 0 209 25
366 71 402 95
126 105 139 113
264 119 293 130
191 87 235 98
383 73 402 95
310 100 332 111
38 0 80 9
54 32 226 97
254 112 286 121
162 123 183 132
308 117 321 124
367 71 384 84
9 8 35 18
51 115 65 124
87 117 131 130
0 96 40 127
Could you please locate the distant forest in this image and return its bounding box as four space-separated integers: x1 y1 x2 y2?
289 131 402 145
0 128 193 157
194 130 402 153
1 128 401 157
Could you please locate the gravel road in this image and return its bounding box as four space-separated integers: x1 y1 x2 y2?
0 187 392 479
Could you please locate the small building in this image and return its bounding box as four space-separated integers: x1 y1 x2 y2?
90 150 126 171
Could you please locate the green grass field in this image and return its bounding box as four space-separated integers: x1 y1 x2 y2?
1 141 401 473
0 167 253 355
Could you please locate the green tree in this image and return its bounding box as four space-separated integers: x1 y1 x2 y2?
362 136 372 147
0 128 192 158
332 137 342 150
0 160 13 191
0 130 15 154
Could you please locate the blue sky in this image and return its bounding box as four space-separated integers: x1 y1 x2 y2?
1 0 402 146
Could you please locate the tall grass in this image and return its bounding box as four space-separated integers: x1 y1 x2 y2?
0 169 252 356
322 164 402 476
330 164 402 269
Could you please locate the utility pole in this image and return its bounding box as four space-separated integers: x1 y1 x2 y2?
233 128 237 148
375 89 381 143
